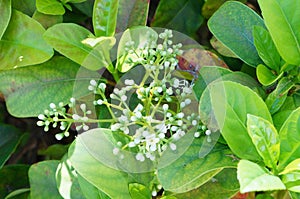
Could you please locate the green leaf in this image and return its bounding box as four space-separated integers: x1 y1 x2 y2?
44 23 111 71
200 81 272 161
0 165 30 199
256 64 283 86
157 137 237 193
151 0 204 36
280 159 300 175
38 144 69 160
289 191 300 199
0 56 87 117
279 107 300 170
257 0 300 65
253 26 281 72
129 183 151 199
210 36 238 58
117 26 158 72
29 160 63 199
12 0 36 16
237 160 286 193
265 77 294 115
93 0 119 36
0 124 23 168
77 174 110 199
247 114 280 170
168 168 239 199
32 11 63 29
0 0 11 40
73 0 93 17
208 1 264 67
36 0 65 15
116 0 149 32
281 171 300 193
4 188 30 199
68 130 132 199
0 10 53 70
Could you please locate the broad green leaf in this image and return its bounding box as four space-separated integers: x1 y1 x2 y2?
257 0 300 65
116 0 149 33
73 0 94 17
0 56 86 117
38 144 69 160
247 114 280 170
117 26 158 72
208 1 264 67
257 64 283 86
151 0 204 36
78 174 110 199
93 0 119 36
36 0 65 15
0 0 11 40
200 81 272 161
290 191 300 199
0 10 53 70
210 36 238 58
265 77 294 115
29 161 63 199
237 160 286 193
129 183 151 199
168 169 239 199
44 23 111 71
0 124 22 168
280 159 300 175
32 11 63 29
281 171 300 193
0 165 30 199
12 0 36 16
279 107 300 170
68 130 132 199
157 137 237 193
253 26 281 72
56 157 85 199
63 0 86 3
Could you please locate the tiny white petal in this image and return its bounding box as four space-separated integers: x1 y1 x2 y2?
194 132 200 138
37 121 44 126
205 129 212 136
55 133 64 140
38 114 45 120
170 143 177 151
80 104 86 111
162 104 169 111
90 79 97 86
113 148 120 155
50 103 56 109
72 114 80 120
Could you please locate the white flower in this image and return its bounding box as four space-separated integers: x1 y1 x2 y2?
50 103 56 109
111 123 121 131
136 153 145 162
124 79 135 85
205 129 212 136
72 114 80 120
162 104 169 111
176 112 184 118
80 104 86 112
144 133 160 152
170 143 177 151
55 133 64 140
37 121 44 126
194 132 200 138
113 147 120 155
90 79 97 86
38 114 45 120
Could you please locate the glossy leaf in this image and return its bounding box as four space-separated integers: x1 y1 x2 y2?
210 36 238 58
12 0 36 16
200 81 272 161
280 159 300 175
29 161 63 199
158 137 237 193
73 0 94 17
247 114 280 170
0 56 85 117
258 0 300 65
265 77 294 115
93 0 119 36
208 1 264 67
151 0 204 36
0 10 53 70
257 64 283 86
116 0 149 33
68 133 132 199
4 188 30 199
0 124 22 168
32 11 63 29
281 171 300 193
279 107 300 170
129 183 151 199
290 191 300 199
44 23 113 70
237 160 286 193
253 25 281 72
77 174 110 199
0 0 11 40
0 165 30 199
36 0 65 15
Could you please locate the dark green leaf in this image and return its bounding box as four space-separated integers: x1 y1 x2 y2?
289 191 300 199
38 144 69 160
0 124 22 168
32 11 63 29
4 188 30 199
253 26 281 72
279 107 300 171
258 0 300 65
12 0 36 16
237 160 286 193
73 0 94 17
151 0 204 36
247 114 280 170
44 23 112 70
36 0 65 15
0 0 11 40
29 161 62 199
158 136 237 193
0 165 30 199
129 183 151 199
78 174 110 199
256 64 283 86
0 56 86 117
208 1 264 67
0 10 53 70
200 81 272 161
93 0 119 36
265 77 294 114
